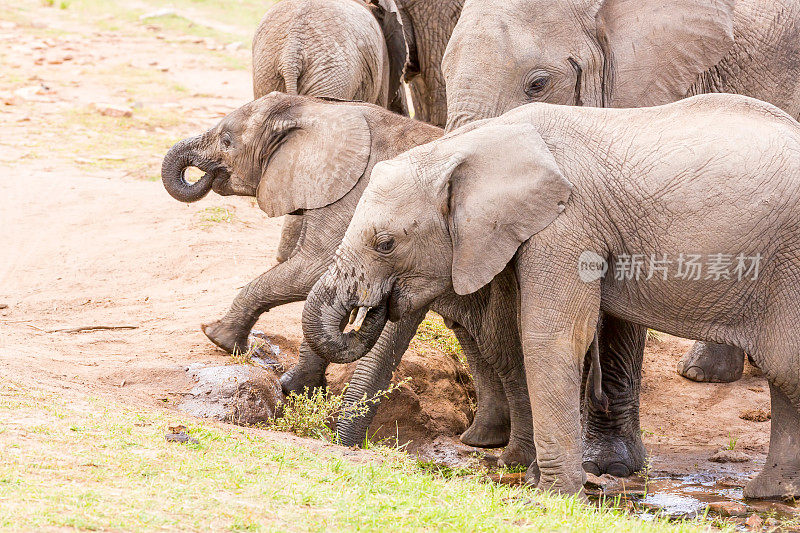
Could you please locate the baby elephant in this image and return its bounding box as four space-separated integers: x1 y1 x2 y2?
160 93 537 465
303 93 800 499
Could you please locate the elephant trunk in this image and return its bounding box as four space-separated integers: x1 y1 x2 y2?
302 272 388 364
161 135 218 203
444 89 508 132
335 342 397 446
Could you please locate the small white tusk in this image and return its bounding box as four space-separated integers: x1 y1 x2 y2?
348 307 358 325
352 306 370 332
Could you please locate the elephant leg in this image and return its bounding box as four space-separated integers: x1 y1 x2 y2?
582 315 647 478
275 214 304 263
279 341 328 395
451 325 512 449
335 309 428 447
744 381 800 499
677 341 745 383
202 252 321 355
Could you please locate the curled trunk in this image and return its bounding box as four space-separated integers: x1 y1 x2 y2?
161 136 218 203
302 274 387 364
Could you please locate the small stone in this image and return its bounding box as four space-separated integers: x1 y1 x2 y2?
739 408 770 422
745 513 763 531
584 472 605 490
709 449 751 463
225 41 243 52
717 476 744 488
0 303 8 310
708 501 749 517
165 432 198 444
92 103 133 118
489 471 525 485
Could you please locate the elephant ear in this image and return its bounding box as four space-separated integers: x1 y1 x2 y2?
436 124 572 295
597 0 735 108
256 101 372 217
367 0 411 115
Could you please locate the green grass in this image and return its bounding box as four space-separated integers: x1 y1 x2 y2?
199 206 235 227
0 379 725 532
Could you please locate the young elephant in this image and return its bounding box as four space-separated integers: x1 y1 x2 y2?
303 93 800 498
160 93 537 465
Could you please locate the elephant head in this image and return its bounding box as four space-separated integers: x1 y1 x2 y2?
161 92 372 215
303 121 571 362
443 0 735 130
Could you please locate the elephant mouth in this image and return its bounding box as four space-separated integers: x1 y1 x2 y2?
209 167 233 196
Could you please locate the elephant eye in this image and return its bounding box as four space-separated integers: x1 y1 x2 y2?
374 235 395 254
221 133 233 149
524 72 550 97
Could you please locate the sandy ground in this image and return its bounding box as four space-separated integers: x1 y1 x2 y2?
0 0 782 502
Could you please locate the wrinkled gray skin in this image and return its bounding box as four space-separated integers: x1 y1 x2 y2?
304 94 800 499
160 94 536 464
257 0 464 267
203 0 500 440
442 0 800 475
195 0 513 450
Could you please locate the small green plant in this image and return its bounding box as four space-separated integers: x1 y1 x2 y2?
646 329 663 342
199 206 234 227
636 458 654 498
726 435 739 451
268 380 409 442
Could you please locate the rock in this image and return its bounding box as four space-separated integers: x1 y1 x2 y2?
739 408 770 422
13 84 51 101
489 471 525 485
92 103 133 118
139 8 176 20
225 41 243 52
0 303 8 310
717 476 745 488
177 364 282 425
584 472 606 491
709 449 751 463
165 431 198 444
745 513 763 531
708 501 749 517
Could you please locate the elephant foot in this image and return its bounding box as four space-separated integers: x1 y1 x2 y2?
744 467 800 500
279 363 327 396
202 318 250 354
460 417 511 448
497 438 536 468
583 432 646 478
676 342 744 383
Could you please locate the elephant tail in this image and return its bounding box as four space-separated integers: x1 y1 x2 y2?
588 331 610 414
279 35 301 95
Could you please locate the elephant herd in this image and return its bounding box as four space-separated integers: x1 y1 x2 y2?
161 0 800 499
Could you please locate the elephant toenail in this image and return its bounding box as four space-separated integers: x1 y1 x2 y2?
606 463 631 477
582 461 601 475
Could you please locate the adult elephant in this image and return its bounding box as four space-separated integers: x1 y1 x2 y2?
441 0 800 475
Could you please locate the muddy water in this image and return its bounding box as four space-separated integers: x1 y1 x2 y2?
590 472 799 526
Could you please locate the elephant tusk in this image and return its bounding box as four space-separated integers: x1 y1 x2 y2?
352 306 371 332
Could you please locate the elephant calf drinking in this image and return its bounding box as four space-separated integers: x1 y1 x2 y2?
303 93 800 499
